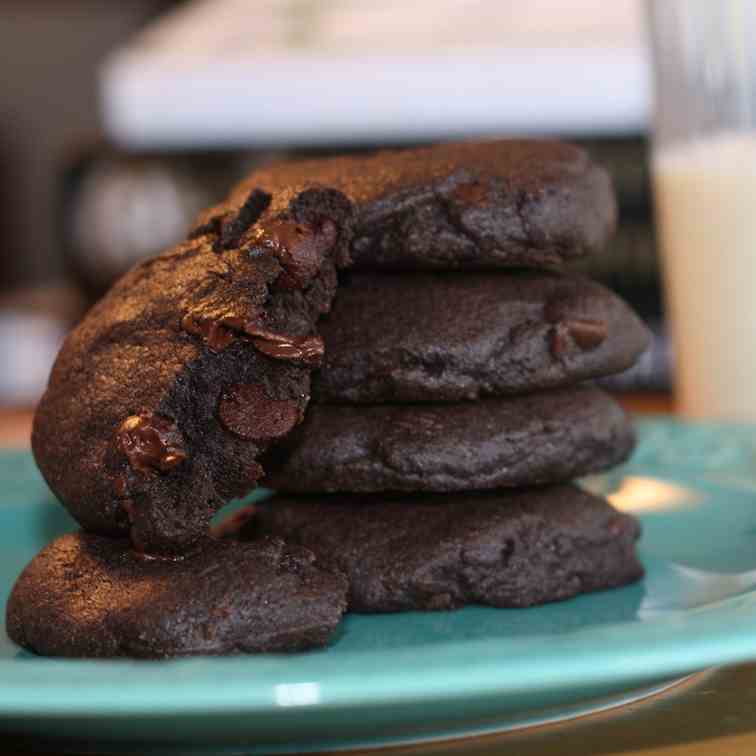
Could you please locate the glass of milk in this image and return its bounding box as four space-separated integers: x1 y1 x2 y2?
648 1 756 420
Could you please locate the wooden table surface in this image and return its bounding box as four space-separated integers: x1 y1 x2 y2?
0 409 36 449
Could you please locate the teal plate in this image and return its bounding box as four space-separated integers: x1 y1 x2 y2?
3 418 756 753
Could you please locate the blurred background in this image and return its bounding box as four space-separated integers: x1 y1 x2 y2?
0 0 666 415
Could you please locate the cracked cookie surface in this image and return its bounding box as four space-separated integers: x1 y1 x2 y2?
6 532 348 657
314 271 650 403
241 486 643 612
195 140 616 270
264 386 635 493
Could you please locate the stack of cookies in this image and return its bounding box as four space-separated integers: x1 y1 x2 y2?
7 140 648 658
251 158 650 613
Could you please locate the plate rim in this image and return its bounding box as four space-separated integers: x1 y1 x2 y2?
3 418 756 717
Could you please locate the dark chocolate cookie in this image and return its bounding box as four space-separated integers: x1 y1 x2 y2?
32 186 353 556
314 271 650 403
245 486 643 612
264 386 635 493
196 140 616 270
6 532 348 658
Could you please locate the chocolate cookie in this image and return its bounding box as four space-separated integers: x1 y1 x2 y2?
314 271 650 403
196 140 616 270
264 386 635 493
32 186 353 556
244 486 643 612
6 532 348 658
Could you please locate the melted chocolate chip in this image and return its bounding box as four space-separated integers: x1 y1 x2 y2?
217 383 301 442
245 218 338 289
544 294 607 355
181 313 246 353
548 317 607 359
181 312 205 338
566 318 607 351
218 189 272 251
244 326 324 367
182 310 323 366
116 414 187 474
203 321 237 352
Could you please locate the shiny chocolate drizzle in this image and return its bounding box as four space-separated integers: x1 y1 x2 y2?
116 414 187 474
548 318 608 359
246 328 324 368
244 218 338 289
181 311 324 366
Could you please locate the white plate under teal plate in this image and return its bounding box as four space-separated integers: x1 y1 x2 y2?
3 418 756 753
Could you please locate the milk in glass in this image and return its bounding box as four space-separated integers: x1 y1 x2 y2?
654 133 756 419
